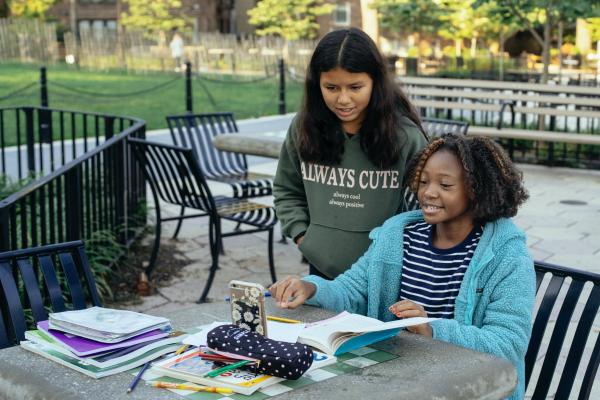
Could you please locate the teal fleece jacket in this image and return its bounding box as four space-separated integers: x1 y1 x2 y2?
303 210 535 400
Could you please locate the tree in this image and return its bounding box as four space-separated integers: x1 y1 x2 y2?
120 0 186 40
437 0 490 58
481 0 591 83
1 0 9 18
372 0 442 37
247 0 333 40
588 17 600 81
7 0 57 19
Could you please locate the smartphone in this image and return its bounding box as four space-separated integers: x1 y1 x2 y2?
229 280 268 337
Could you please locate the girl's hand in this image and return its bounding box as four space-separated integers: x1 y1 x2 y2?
268 276 316 309
389 300 433 337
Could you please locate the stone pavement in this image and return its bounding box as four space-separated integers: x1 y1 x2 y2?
127 130 600 399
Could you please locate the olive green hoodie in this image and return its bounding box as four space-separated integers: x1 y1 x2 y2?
273 116 428 278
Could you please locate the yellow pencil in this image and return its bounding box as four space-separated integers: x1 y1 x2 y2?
151 381 234 394
267 315 302 324
174 344 189 355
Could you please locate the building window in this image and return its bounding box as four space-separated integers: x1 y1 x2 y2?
79 20 91 31
333 2 351 26
78 19 117 37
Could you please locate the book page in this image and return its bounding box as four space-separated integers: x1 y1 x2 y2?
301 313 383 339
357 317 437 333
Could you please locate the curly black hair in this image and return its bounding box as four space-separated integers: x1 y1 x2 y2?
405 134 529 226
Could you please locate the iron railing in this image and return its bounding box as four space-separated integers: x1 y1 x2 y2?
0 106 146 252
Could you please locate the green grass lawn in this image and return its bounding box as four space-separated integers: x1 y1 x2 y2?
0 62 303 145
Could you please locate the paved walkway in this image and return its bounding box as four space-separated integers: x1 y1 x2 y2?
128 120 600 399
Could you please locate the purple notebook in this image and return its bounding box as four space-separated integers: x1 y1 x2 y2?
37 320 170 357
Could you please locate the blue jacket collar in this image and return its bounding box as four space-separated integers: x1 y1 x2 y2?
369 210 526 270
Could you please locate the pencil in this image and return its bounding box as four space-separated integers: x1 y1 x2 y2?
151 381 234 394
204 359 251 378
174 344 189 355
127 361 151 394
266 315 302 324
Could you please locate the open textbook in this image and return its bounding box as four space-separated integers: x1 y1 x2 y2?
298 312 437 356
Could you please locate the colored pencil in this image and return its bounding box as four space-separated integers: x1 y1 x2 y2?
174 344 189 355
204 359 251 377
150 381 234 394
126 361 151 393
266 315 302 324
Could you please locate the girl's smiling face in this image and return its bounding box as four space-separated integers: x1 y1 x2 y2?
319 67 373 134
417 150 473 229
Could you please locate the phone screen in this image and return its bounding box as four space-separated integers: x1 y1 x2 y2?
229 280 268 336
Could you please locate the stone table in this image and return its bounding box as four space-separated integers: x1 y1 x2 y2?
0 302 516 400
213 130 286 159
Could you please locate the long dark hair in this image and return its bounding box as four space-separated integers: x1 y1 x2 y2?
297 28 423 169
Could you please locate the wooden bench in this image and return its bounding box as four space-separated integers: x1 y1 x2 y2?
412 99 600 119
469 126 600 145
399 76 600 97
407 87 600 108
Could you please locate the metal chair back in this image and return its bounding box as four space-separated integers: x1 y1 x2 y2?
128 137 216 215
525 261 600 399
0 240 101 349
128 137 278 300
166 112 248 179
422 117 469 137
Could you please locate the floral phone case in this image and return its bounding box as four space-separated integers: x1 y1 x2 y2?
229 280 268 336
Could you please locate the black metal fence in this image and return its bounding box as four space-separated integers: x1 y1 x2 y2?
0 106 146 252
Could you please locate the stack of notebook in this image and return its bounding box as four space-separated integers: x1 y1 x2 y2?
20 307 182 378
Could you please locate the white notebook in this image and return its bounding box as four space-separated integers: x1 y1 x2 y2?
48 307 171 343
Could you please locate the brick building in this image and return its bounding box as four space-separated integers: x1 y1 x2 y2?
47 0 236 36
47 0 379 42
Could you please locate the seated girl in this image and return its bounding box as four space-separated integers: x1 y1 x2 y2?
269 134 535 400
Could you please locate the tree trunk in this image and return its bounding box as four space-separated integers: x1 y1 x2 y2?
455 39 462 57
470 37 477 58
597 40 600 84
558 21 563 81
69 0 78 66
541 17 551 84
116 0 126 69
499 30 505 81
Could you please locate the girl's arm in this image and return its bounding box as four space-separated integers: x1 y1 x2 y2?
431 253 536 366
301 242 374 315
273 126 310 241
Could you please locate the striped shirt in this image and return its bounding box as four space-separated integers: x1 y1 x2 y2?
399 221 482 319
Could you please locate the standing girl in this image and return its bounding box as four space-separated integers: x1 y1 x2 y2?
270 134 535 400
274 28 428 279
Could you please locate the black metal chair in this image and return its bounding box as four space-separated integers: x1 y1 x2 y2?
128 138 278 303
0 240 101 349
166 112 274 239
421 117 469 138
525 261 599 399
